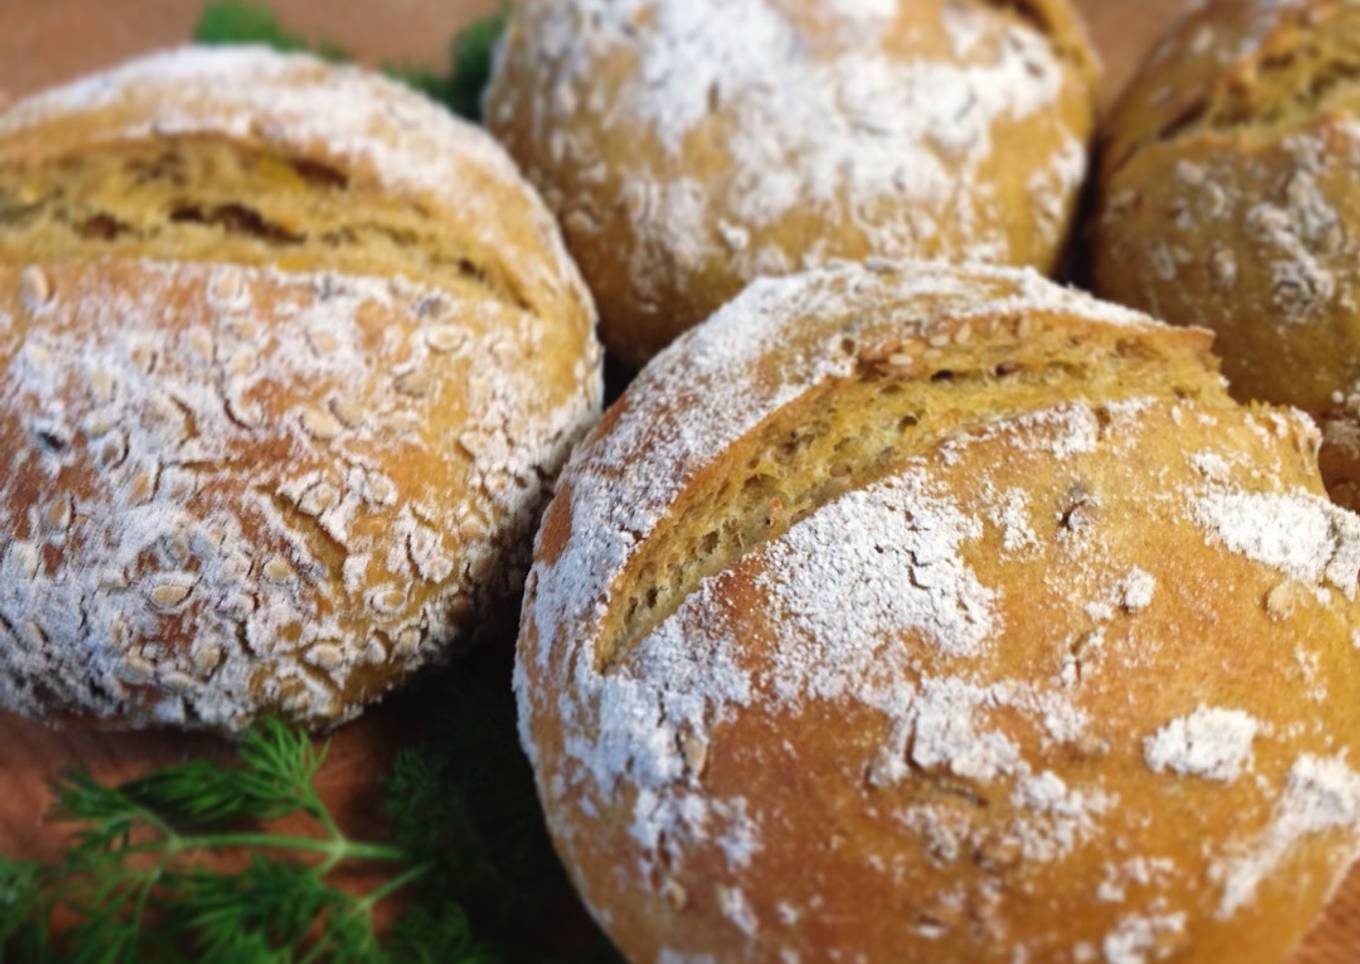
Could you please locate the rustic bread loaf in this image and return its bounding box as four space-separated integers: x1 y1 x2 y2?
519 260 1360 963
484 0 1099 367
0 47 602 732
1091 0 1360 509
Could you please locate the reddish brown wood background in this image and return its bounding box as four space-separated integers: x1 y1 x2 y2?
3 2 1359 961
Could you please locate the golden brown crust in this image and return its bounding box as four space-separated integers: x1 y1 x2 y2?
1092 0 1360 508
0 48 603 732
485 0 1099 367
519 261 1360 962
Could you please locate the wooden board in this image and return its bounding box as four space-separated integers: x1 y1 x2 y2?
3 1 1359 960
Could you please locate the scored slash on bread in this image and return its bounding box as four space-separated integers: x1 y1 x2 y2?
518 260 1360 962
531 259 1217 667
0 46 603 732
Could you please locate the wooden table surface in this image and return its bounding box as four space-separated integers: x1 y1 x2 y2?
4 2 1359 961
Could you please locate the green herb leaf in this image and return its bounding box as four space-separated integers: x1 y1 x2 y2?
191 1 507 121
6 720 403 962
447 9 508 122
381 901 492 964
0 856 45 952
193 1 348 61
3 645 619 963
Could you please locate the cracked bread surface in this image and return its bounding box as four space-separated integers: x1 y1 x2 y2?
484 0 1099 367
1092 0 1360 509
518 260 1360 962
0 46 603 732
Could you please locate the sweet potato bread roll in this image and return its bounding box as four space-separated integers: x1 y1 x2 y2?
1092 0 1360 510
519 260 1360 962
485 0 1098 367
0 47 602 732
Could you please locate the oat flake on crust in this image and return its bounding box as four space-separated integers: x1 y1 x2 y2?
1 259 598 729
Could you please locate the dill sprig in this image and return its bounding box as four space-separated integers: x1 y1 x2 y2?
192 1 506 121
0 648 618 963
1 721 425 963
192 2 348 62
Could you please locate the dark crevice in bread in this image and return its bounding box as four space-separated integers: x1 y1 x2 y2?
596 329 1223 672
169 201 306 245
0 137 534 313
287 157 349 190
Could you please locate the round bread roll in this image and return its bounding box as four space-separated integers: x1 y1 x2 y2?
484 0 1099 368
0 47 602 732
519 260 1360 962
1091 0 1360 509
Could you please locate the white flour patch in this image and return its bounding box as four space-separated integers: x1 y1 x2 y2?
1214 754 1360 917
991 486 1040 554
1144 706 1260 783
718 886 759 938
1102 911 1187 964
760 471 997 662
1191 488 1360 597
1009 770 1116 863
1120 568 1157 612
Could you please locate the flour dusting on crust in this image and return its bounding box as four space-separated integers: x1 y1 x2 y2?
518 261 1360 960
532 261 1162 663
489 0 1094 335
760 474 997 662
0 259 599 729
1214 754 1360 918
1191 488 1360 597
1144 705 1261 783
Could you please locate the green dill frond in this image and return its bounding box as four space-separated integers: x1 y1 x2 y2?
48 772 152 860
118 757 261 828
446 8 508 121
61 895 153 964
232 719 330 819
108 720 325 827
193 2 348 61
0 857 45 952
176 927 292 964
6 649 618 963
9 719 414 963
311 901 383 964
174 858 339 952
190 1 506 122
381 901 493 964
50 772 143 828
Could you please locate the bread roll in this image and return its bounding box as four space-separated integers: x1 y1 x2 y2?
1091 0 1360 509
0 47 602 732
518 260 1360 962
485 0 1098 367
